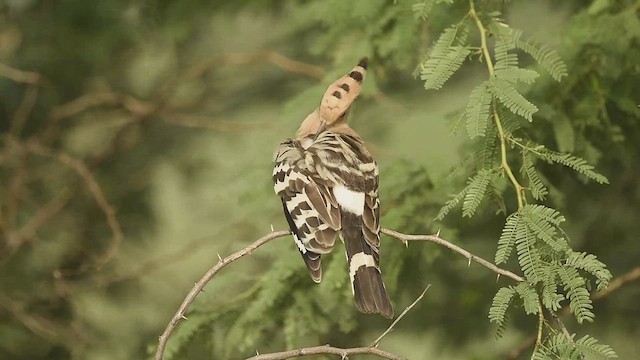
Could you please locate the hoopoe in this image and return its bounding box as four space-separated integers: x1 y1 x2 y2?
272 58 393 318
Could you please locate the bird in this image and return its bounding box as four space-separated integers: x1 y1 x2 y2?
272 58 393 319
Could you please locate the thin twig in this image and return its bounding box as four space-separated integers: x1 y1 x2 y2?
371 284 432 347
154 230 291 360
246 345 405 360
381 228 525 282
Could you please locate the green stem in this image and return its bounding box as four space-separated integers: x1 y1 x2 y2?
469 0 525 209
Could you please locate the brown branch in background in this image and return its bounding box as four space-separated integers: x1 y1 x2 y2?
371 284 431 347
11 85 39 136
50 92 155 122
505 266 640 360
6 189 72 253
155 228 524 360
24 142 123 269
381 228 525 282
0 293 87 348
0 62 42 85
246 345 406 360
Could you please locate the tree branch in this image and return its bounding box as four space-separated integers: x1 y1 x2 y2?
371 284 431 347
154 229 291 360
381 228 524 282
155 228 525 360
246 345 406 360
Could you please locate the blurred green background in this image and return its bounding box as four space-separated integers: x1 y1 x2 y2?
1 1 639 359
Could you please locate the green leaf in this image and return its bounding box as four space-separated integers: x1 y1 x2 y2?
496 67 539 84
541 263 564 312
488 77 539 121
515 218 544 283
565 251 612 291
557 265 594 324
573 335 618 359
412 0 435 21
479 123 498 169
515 282 539 315
462 169 493 217
419 25 471 90
496 212 521 264
536 148 609 184
509 29 568 81
464 82 492 138
521 205 569 252
489 286 516 338
522 152 548 200
436 185 469 221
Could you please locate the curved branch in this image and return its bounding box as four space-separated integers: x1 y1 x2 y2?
381 228 524 282
245 345 405 360
155 227 524 360
154 229 291 360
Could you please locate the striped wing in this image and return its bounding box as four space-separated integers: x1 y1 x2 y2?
272 139 341 282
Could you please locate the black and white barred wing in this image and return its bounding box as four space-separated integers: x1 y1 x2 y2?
272 140 341 282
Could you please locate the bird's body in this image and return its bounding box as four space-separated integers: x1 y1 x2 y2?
272 58 393 319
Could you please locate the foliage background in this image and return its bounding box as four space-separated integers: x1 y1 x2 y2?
0 0 638 359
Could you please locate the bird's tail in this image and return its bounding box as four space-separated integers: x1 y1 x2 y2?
341 212 393 319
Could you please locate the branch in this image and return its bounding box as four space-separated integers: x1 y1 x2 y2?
0 62 42 85
246 345 405 360
381 228 524 282
371 284 431 347
155 228 524 360
154 229 291 360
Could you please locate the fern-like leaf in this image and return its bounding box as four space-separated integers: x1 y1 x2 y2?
515 282 539 315
573 335 618 359
496 67 539 84
557 265 594 324
436 185 469 220
510 29 568 81
462 169 493 217
465 82 492 138
489 286 516 338
479 122 498 169
521 205 569 252
537 148 609 184
541 263 564 312
522 152 548 200
420 25 470 90
515 220 544 283
412 0 435 21
495 212 521 264
565 251 612 290
488 77 538 121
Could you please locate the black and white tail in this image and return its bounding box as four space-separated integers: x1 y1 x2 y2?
341 212 393 319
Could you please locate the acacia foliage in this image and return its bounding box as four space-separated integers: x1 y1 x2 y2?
420 1 618 358
2 0 638 359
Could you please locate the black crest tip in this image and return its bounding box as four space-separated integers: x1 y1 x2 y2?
357 57 369 69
